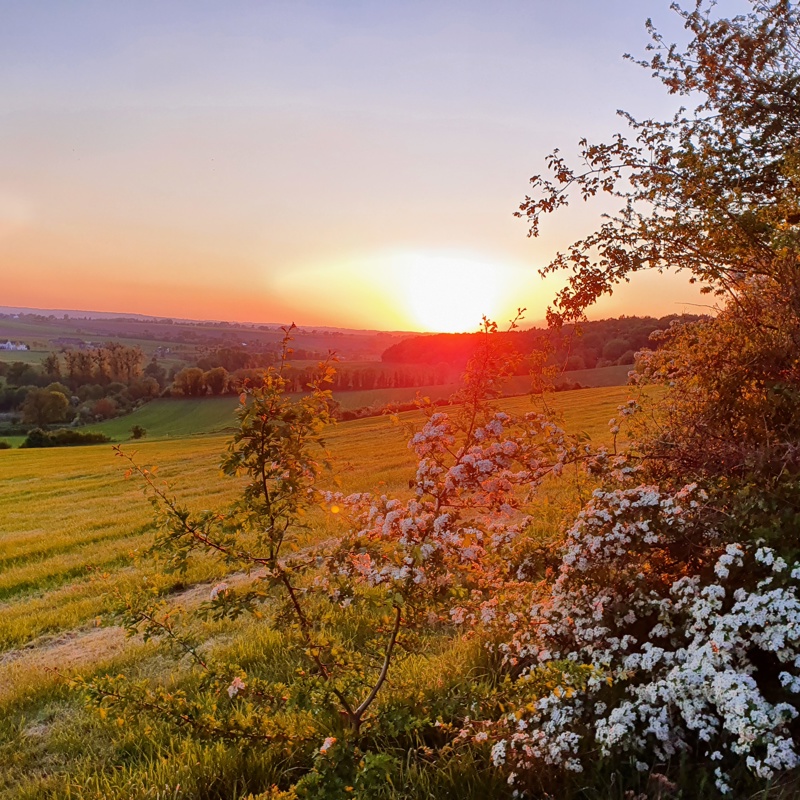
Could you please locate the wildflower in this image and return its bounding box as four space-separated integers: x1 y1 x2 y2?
227 676 246 698
491 740 507 766
320 736 337 754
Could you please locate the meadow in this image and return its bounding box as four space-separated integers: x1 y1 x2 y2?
0 386 633 799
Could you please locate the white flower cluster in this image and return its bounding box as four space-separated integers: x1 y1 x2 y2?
484 480 800 793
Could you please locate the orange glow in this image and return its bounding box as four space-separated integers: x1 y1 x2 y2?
270 250 518 332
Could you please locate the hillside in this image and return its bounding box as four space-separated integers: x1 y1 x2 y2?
0 309 417 366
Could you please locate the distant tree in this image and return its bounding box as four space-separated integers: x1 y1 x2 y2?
41 353 61 380
143 358 166 387
203 366 229 395
45 381 71 398
197 347 251 372
616 350 635 366
21 389 69 426
563 354 586 371
105 342 143 383
91 397 118 420
601 338 630 361
77 383 106 402
172 367 206 397
0 385 28 412
63 350 94 385
128 376 160 400
6 361 41 387
105 381 128 397
130 425 147 440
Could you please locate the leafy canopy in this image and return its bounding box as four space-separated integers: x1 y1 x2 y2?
517 0 800 324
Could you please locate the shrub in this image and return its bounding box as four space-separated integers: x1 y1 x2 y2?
91 397 118 420
20 428 111 448
21 388 69 426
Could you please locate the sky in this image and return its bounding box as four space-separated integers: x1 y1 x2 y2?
0 0 724 331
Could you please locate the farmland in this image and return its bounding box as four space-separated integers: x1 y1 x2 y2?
73 366 630 444
0 311 415 368
0 386 632 798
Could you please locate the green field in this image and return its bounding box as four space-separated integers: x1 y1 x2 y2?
89 396 242 440
0 350 50 366
0 363 632 452
75 365 634 445
0 386 637 797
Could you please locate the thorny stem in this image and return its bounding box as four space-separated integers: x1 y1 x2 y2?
275 570 354 718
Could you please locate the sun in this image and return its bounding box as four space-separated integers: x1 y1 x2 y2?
391 252 506 332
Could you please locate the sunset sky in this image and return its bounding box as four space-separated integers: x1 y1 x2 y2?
0 1 722 332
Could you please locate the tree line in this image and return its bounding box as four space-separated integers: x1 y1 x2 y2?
168 361 452 397
380 314 705 371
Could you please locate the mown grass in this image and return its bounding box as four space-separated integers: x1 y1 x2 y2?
0 386 637 799
0 386 630 665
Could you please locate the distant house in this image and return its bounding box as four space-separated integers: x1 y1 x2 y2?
0 340 29 351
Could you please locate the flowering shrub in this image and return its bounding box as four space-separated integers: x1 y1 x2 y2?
626 281 800 488
472 476 800 793
322 405 588 639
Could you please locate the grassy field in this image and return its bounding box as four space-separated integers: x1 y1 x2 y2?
0 386 638 798
75 365 634 445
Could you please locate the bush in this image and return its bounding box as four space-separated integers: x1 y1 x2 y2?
20 428 111 448
0 424 32 437
77 383 106 402
91 397 118 420
130 425 147 440
0 440 11 450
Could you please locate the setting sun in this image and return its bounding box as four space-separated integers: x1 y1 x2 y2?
390 252 506 332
